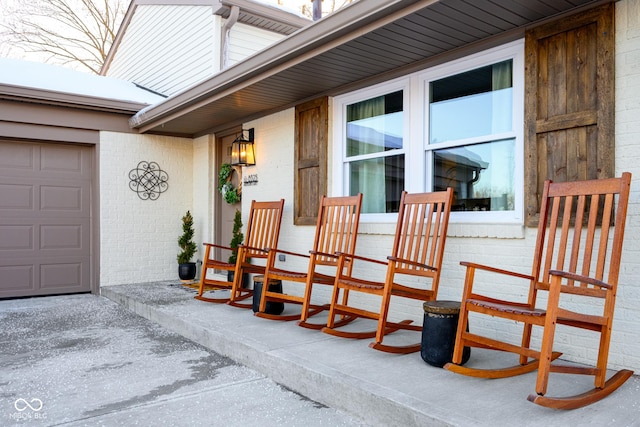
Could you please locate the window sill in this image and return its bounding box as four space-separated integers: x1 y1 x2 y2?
358 222 526 239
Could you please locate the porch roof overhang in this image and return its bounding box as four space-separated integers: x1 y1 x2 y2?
130 0 609 138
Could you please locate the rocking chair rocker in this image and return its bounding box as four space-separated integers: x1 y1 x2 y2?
444 173 633 409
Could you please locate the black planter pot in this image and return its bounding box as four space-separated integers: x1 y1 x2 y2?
420 300 471 368
227 271 250 288
178 262 197 281
252 278 284 315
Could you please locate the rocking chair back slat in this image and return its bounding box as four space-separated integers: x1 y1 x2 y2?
196 199 285 306
257 194 363 325
322 188 454 354
446 173 632 409
246 203 283 258
538 180 625 294
395 192 450 279
315 197 361 268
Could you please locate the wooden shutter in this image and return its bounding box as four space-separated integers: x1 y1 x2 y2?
524 3 614 226
294 97 328 225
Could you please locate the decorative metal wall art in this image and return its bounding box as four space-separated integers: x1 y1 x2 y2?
128 161 169 200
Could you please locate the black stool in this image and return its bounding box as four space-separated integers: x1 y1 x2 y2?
421 300 470 367
252 275 284 315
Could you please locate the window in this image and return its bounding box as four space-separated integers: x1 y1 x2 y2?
428 60 518 216
346 90 404 213
334 41 524 223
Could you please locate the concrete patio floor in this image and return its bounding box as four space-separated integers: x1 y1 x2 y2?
98 281 640 426
0 291 365 426
4 280 638 426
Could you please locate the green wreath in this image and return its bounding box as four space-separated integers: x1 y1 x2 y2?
218 163 242 204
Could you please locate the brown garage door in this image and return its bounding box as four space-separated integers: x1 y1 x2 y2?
0 141 92 298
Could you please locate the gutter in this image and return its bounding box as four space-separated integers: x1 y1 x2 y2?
129 0 435 132
220 0 310 29
0 83 151 114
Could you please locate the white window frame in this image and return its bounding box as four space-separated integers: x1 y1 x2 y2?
332 40 524 225
332 77 414 223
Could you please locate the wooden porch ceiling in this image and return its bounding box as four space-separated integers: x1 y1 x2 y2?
130 0 607 137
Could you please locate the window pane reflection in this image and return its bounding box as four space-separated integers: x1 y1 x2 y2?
350 155 404 213
433 140 515 212
347 91 403 156
430 61 512 144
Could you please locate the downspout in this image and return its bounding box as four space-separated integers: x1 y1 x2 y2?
312 0 322 21
221 5 240 70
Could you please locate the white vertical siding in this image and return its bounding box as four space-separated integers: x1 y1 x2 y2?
226 22 285 67
106 6 218 96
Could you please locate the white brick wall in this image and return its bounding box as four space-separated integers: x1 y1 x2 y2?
612 0 640 372
99 131 197 285
97 0 640 372
230 0 640 372
192 134 213 254
244 110 319 271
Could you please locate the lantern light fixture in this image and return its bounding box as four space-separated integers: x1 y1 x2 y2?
230 128 255 166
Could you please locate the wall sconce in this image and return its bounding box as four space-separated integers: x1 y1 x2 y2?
231 128 256 166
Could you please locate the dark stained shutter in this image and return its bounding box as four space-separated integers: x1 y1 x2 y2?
294 97 328 225
524 3 614 226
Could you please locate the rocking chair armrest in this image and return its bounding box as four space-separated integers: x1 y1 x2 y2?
309 250 339 260
549 270 612 290
239 244 268 254
460 261 534 281
335 252 387 266
203 242 232 251
267 247 311 259
387 256 437 271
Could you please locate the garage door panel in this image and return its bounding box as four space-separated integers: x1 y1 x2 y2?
40 145 91 179
0 140 92 298
0 142 34 172
40 224 83 250
0 183 34 210
41 261 85 290
0 224 34 251
41 185 83 211
0 180 89 217
0 265 34 294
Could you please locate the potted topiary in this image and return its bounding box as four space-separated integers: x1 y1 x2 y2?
228 209 244 265
177 210 198 281
227 209 247 286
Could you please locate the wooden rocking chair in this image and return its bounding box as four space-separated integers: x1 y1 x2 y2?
322 189 453 354
195 199 284 305
255 194 362 327
444 173 633 409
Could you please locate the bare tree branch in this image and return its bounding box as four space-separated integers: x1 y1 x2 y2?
0 0 126 74
0 0 355 73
